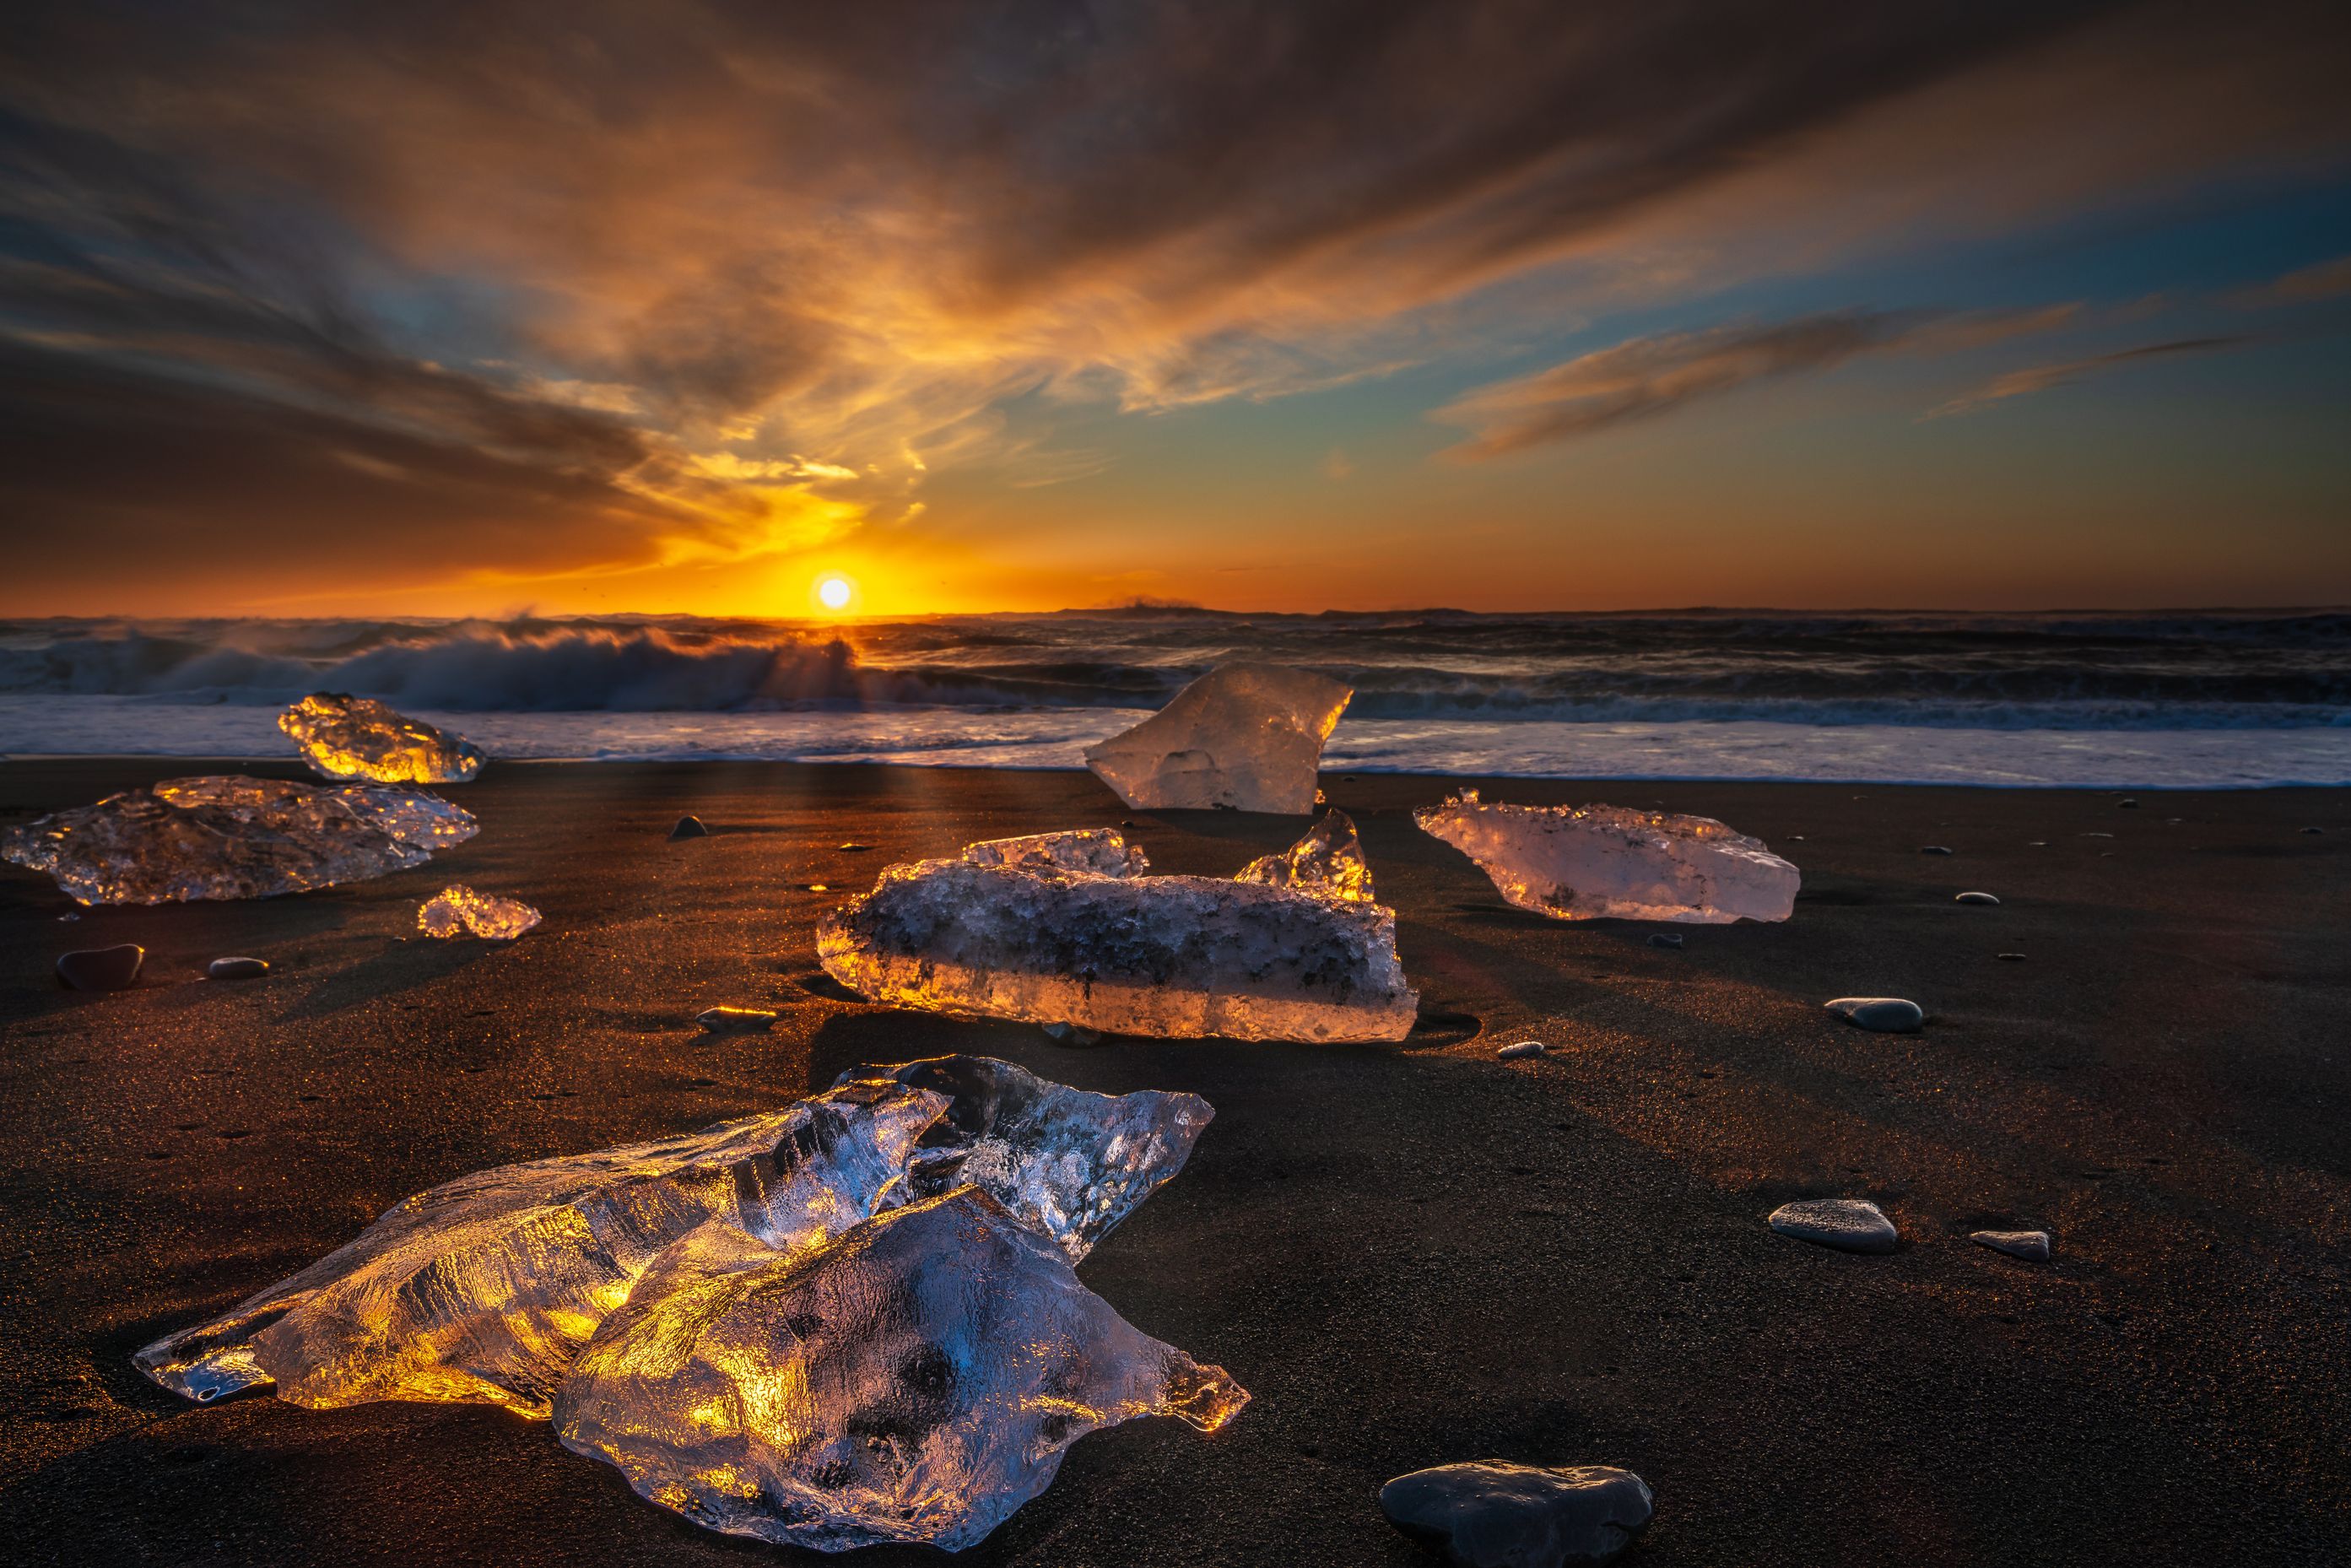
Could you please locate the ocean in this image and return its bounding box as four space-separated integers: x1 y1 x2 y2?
3 609 2348 787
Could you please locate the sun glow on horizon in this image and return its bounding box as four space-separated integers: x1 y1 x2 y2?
815 574 855 613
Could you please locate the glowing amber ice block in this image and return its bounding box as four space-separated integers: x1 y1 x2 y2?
418 884 543 939
1416 789 1799 922
818 856 1417 1042
134 1079 948 1415
1084 662 1351 814
0 775 475 905
279 692 485 783
1235 808 1376 903
554 1188 1248 1553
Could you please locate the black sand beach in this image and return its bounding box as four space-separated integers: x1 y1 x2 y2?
2 759 2347 1566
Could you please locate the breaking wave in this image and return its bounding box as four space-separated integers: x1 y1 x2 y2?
1 610 2346 730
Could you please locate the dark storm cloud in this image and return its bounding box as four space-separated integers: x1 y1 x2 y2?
1 0 2345 599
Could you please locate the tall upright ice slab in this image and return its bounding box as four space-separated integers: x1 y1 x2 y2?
134 1079 947 1414
1084 662 1351 814
1236 808 1376 903
554 1188 1248 1553
818 856 1418 1041
0 775 477 905
834 1055 1211 1260
279 692 485 783
1416 790 1797 922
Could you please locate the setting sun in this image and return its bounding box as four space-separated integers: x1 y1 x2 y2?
815 575 853 612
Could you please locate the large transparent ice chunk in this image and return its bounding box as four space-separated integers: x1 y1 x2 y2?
0 775 477 906
833 1055 1210 1260
554 1187 1248 1553
960 828 1148 878
1235 808 1375 903
279 692 485 783
1416 790 1798 922
1084 662 1351 814
133 1079 948 1414
817 857 1417 1041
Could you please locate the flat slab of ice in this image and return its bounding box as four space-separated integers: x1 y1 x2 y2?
818 854 1417 1041
279 692 484 783
961 827 1148 878
418 884 542 939
0 775 476 905
1415 789 1797 922
554 1188 1248 1553
133 1079 946 1414
1084 662 1351 814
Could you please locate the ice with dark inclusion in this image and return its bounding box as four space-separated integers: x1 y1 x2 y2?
1084 662 1352 814
1416 789 1799 923
1235 808 1376 903
133 1079 948 1414
554 1187 1249 1553
0 775 477 905
818 852 1418 1041
834 1055 1211 1261
279 692 485 783
960 827 1148 878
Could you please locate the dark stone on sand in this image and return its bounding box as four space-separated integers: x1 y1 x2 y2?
206 957 268 981
1826 997 1925 1033
1997 952 2028 961
1770 1198 1899 1252
1921 846 1954 855
57 944 143 992
1496 1040 1545 1060
1041 1022 1103 1046
1380 1460 1652 1566
2304 826 2325 835
1972 1229 2052 1262
2119 798 2139 808
695 1006 776 1033
1955 891 2000 906
837 841 873 852
1646 932 1684 949
667 814 708 841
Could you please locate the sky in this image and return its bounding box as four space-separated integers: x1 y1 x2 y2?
2 0 2348 618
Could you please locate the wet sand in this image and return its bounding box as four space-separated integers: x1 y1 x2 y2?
2 758 2346 1566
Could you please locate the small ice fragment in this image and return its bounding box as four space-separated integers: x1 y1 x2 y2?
1084 662 1352 814
1415 792 1797 923
134 1078 949 1414
1921 846 1954 856
1041 1022 1104 1046
962 828 1148 878
1235 808 1375 902
696 1006 776 1032
553 1188 1248 1553
819 856 1417 1042
1997 952 2028 961
1971 1229 2051 1261
1769 1198 1898 1253
1496 1041 1545 1060
1825 997 1924 1032
1954 891 2000 906
208 956 269 981
279 693 484 783
418 885 541 940
1 776 476 905
667 814 708 841
836 1055 1210 1260
838 841 873 852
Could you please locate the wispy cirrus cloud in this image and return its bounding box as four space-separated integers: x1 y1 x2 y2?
1926 335 2256 418
1434 305 2078 457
